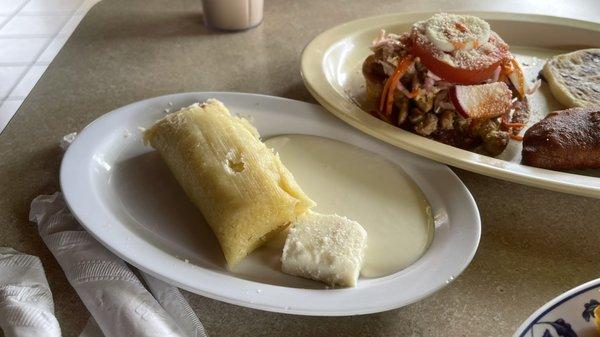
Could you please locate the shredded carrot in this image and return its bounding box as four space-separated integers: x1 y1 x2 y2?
500 111 526 139
378 74 393 113
503 122 526 128
383 55 414 117
374 108 391 123
510 134 523 141
501 113 525 129
378 57 410 113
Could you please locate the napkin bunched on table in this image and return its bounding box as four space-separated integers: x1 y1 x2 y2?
140 273 208 337
30 192 207 337
0 247 61 337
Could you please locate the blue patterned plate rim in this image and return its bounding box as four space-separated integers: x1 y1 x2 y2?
515 278 600 337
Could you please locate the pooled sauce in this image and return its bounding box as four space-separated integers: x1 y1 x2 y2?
264 135 433 278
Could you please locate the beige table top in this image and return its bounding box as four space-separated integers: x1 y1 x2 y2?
1 0 599 336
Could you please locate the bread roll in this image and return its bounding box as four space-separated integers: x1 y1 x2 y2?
542 49 600 108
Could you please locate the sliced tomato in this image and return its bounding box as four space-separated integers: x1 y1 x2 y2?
410 31 510 85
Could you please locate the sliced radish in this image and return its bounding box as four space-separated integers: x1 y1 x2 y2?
450 82 512 119
507 57 527 99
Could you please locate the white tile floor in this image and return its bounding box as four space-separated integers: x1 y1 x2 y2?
0 0 100 132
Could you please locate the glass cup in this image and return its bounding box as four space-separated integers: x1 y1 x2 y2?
201 0 264 31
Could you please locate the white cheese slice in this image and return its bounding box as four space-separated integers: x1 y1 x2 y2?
281 212 367 287
424 13 490 52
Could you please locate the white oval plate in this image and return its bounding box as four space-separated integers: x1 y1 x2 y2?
61 92 480 316
301 12 600 198
514 278 600 337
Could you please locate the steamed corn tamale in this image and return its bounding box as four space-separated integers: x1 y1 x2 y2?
144 99 315 267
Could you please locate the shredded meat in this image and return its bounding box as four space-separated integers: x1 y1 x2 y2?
415 114 438 136
363 29 529 157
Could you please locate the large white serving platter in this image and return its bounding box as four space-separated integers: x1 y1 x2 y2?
60 92 480 316
301 12 600 198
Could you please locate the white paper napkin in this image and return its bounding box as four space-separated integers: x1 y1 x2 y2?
140 273 207 337
0 247 62 337
30 192 207 337
77 275 209 337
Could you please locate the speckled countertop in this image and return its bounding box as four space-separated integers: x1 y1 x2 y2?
1 0 599 336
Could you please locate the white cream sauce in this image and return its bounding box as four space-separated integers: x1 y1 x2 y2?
264 134 433 278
